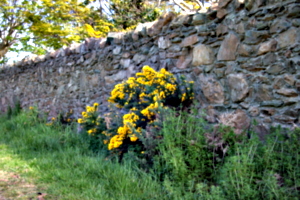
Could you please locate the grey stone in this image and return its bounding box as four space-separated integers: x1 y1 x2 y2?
287 5 300 18
276 88 298 97
180 34 199 47
170 14 191 28
158 37 171 49
113 46 122 55
192 44 215 66
266 63 285 74
292 19 300 27
238 44 254 57
277 28 298 48
218 109 250 135
249 106 260 117
262 53 278 66
254 84 273 102
274 115 296 124
199 74 225 104
120 59 131 68
216 24 229 36
192 13 208 25
228 74 249 102
270 19 291 34
133 54 146 64
244 30 269 45
217 33 239 61
258 39 277 55
261 100 284 107
176 53 192 69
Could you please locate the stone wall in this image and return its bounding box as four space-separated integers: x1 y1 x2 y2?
1 0 300 130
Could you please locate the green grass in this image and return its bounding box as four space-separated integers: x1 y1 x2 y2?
0 110 164 200
0 107 299 199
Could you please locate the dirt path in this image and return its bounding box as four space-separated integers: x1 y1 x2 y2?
0 170 39 199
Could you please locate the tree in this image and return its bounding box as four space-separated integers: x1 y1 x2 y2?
0 0 113 63
101 0 213 30
86 0 162 30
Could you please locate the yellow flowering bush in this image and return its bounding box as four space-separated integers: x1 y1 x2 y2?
77 103 107 152
107 65 194 151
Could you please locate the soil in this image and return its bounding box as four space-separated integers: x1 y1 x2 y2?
0 170 40 200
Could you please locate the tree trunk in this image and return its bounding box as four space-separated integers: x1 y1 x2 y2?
0 42 10 60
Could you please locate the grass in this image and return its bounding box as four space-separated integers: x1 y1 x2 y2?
0 107 299 199
0 110 163 200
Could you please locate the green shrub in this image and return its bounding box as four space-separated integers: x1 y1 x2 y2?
77 103 108 153
151 106 300 199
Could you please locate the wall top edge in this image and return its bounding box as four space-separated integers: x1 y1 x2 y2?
1 0 299 70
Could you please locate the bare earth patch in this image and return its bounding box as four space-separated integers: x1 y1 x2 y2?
0 170 43 200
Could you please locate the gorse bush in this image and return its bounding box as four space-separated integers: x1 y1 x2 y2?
76 65 194 156
106 65 194 151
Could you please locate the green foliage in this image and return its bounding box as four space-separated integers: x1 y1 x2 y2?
77 103 108 153
148 107 300 199
0 109 164 200
0 98 299 199
108 0 161 30
6 100 22 119
0 0 113 61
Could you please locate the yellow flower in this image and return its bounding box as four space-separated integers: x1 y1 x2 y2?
94 102 99 107
78 118 84 123
159 91 165 98
181 93 186 101
130 136 138 142
51 117 56 121
29 106 34 110
86 106 95 113
87 129 93 134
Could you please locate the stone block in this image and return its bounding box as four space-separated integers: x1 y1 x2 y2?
258 39 277 55
158 37 171 49
180 34 199 47
277 28 298 48
217 33 239 61
199 74 225 104
228 74 249 102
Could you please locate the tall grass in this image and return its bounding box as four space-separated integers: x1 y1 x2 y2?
0 106 299 199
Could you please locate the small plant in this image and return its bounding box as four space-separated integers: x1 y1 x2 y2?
77 103 108 152
6 100 22 119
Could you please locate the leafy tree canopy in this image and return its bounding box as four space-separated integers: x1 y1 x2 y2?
0 0 214 64
0 0 113 63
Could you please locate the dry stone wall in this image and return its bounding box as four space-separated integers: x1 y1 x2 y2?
1 0 300 131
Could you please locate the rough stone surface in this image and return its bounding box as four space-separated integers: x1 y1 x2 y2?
158 37 171 49
192 44 215 65
258 39 277 55
217 33 239 61
1 0 300 130
199 74 225 104
219 109 251 135
228 74 249 102
180 34 199 47
277 28 298 48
